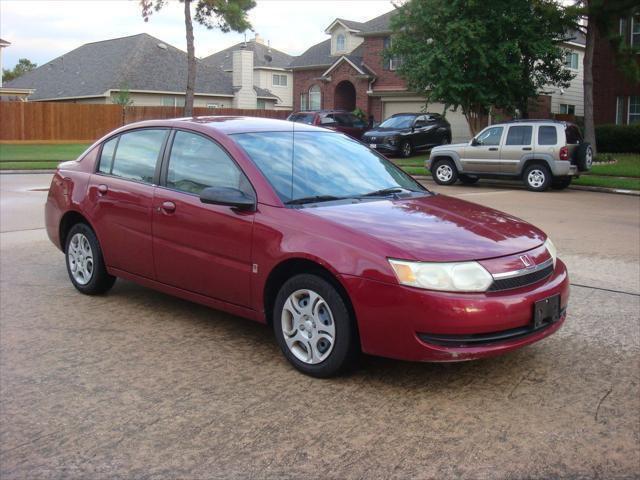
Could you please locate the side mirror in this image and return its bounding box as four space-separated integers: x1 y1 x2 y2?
200 186 256 211
320 117 337 126
471 138 480 146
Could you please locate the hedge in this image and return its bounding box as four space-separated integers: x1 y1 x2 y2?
595 124 640 153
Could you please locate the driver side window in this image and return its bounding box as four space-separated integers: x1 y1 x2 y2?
476 126 504 146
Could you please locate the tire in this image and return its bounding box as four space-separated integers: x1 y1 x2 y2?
439 133 451 146
551 176 572 190
574 143 593 172
65 223 116 295
431 158 459 185
400 140 412 158
523 164 552 192
459 174 479 185
273 273 359 378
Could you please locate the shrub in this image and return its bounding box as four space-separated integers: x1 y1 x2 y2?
595 124 640 153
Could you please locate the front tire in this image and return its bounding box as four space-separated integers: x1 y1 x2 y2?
523 164 552 192
431 158 459 185
273 274 358 378
65 223 115 295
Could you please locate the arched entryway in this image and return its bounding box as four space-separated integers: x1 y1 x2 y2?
334 81 356 111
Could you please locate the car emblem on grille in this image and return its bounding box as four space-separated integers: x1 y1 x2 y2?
519 254 535 269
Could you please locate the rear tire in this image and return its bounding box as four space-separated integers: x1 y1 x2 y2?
551 176 572 190
273 274 359 378
400 140 412 158
431 158 459 185
65 223 116 295
459 174 479 185
523 164 552 192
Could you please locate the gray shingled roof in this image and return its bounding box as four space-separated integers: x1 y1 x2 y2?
290 10 396 69
203 40 293 70
5 33 277 100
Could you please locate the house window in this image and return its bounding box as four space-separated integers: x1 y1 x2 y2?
560 104 575 115
300 93 308 111
272 74 287 86
162 96 175 107
616 96 625 125
257 99 266 109
308 85 321 110
383 37 402 71
336 34 346 52
564 52 579 70
632 14 640 46
629 96 640 124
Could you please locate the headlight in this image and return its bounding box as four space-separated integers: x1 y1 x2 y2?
387 136 400 145
388 259 493 292
544 238 557 267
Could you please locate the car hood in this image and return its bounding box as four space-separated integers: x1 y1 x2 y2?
431 142 467 152
302 194 546 262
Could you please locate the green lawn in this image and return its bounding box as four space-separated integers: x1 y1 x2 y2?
573 175 640 191
0 143 90 163
591 153 640 177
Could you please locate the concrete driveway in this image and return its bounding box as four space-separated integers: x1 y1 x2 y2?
1 174 639 479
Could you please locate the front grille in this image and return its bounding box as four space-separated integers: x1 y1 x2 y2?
489 264 554 291
417 308 565 347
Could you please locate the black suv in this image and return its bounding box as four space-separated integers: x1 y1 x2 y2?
362 113 452 158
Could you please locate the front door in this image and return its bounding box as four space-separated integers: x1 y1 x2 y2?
152 130 255 307
461 126 504 174
87 128 168 279
500 125 533 174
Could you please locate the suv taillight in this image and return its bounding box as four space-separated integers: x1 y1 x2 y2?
559 146 569 161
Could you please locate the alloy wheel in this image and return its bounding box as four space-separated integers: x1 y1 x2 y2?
436 164 454 182
281 289 335 364
585 147 593 169
67 233 94 285
527 169 546 189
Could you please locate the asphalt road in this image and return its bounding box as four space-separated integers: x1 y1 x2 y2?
1 174 639 479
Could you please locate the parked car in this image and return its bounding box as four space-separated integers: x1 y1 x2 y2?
428 120 592 191
287 110 369 139
362 113 452 158
46 117 569 378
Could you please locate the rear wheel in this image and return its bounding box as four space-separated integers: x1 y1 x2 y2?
439 133 451 146
459 174 479 185
65 223 115 294
273 274 358 378
551 176 572 190
431 158 459 185
400 140 413 158
523 164 551 192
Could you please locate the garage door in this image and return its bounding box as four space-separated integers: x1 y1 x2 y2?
381 100 471 143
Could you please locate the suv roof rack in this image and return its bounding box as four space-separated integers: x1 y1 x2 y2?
502 119 570 125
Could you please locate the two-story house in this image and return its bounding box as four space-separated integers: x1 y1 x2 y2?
547 30 586 117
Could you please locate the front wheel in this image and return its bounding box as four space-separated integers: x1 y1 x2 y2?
431 158 459 185
65 223 116 294
523 164 551 192
273 274 358 378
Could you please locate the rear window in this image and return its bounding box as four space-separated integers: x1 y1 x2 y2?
506 126 532 145
109 129 167 183
290 113 315 125
98 137 118 174
565 125 583 144
538 126 558 145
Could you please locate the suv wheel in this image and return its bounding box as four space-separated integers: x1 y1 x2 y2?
439 134 451 146
523 164 551 192
65 223 116 294
574 143 593 172
273 274 359 378
400 140 412 158
431 158 459 185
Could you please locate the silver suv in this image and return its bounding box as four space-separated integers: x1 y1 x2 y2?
427 120 593 191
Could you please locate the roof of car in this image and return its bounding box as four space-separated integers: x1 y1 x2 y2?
498 119 577 126
121 116 325 135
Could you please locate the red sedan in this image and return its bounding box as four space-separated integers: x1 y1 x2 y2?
45 117 569 377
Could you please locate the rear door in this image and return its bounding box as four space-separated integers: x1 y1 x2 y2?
500 125 533 174
87 128 168 279
461 126 504 174
152 129 255 307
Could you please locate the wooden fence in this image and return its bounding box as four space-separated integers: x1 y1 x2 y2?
0 102 292 142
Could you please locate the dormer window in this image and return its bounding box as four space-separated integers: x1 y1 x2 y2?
336 34 346 52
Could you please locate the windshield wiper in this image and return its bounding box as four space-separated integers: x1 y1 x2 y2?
358 187 421 198
285 195 346 205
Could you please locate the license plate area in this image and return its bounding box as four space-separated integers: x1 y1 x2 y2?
533 294 560 329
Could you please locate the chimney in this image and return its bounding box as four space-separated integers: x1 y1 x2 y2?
253 33 264 45
232 46 257 108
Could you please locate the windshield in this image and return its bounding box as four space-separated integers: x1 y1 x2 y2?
232 131 426 204
379 115 415 129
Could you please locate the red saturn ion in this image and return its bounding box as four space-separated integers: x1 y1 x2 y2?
45 117 569 377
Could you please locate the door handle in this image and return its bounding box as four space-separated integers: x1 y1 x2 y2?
489 147 498 151
161 201 176 213
522 147 532 151
97 184 108 195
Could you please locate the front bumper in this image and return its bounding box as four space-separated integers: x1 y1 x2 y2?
364 140 401 155
339 259 569 362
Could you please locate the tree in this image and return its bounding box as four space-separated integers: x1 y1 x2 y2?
567 0 639 155
2 58 37 82
140 0 255 116
387 0 577 134
112 85 134 106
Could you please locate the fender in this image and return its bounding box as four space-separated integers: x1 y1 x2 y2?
428 149 463 172
517 154 555 176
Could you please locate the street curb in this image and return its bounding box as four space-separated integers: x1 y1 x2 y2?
413 175 640 196
0 170 56 174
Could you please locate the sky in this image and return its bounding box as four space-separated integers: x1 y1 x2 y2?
0 0 396 69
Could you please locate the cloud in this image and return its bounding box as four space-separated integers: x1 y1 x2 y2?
0 0 394 68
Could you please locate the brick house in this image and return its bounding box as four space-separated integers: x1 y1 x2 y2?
593 12 640 125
